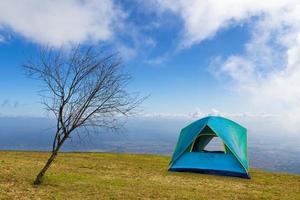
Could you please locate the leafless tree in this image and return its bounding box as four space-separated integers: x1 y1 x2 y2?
24 45 143 185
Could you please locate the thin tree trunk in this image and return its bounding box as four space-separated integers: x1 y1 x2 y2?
34 136 66 185
33 151 58 185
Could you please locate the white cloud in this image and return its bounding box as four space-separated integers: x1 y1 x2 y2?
155 1 300 113
150 1 300 135
210 2 300 114
117 45 137 61
155 0 294 47
0 0 124 46
141 109 300 137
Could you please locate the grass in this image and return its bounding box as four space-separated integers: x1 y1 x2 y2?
0 151 300 199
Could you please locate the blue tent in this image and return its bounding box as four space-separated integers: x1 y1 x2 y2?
169 116 250 178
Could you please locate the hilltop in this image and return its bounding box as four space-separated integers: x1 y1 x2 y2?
0 151 299 199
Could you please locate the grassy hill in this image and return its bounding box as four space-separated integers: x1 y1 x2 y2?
0 151 299 200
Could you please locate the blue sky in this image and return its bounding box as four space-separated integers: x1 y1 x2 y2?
1 0 300 137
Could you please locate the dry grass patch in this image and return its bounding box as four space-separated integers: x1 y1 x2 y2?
0 151 299 200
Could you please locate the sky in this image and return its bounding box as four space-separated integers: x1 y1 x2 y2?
1 0 300 137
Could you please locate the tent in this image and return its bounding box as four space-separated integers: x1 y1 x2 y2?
169 116 250 178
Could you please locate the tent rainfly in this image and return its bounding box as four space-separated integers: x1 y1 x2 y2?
169 116 250 178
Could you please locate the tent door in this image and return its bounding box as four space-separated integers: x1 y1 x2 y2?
190 126 226 153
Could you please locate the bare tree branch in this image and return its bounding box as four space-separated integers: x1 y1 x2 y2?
24 44 144 185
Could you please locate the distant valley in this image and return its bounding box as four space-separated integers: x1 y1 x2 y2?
0 117 299 174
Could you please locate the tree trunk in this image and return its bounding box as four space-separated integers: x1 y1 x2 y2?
34 134 67 185
33 151 58 185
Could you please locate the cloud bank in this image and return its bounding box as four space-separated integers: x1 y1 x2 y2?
154 0 300 115
0 0 124 46
142 0 300 135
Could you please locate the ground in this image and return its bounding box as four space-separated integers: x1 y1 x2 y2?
0 151 299 200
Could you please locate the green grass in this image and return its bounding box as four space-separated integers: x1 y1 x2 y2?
0 151 299 199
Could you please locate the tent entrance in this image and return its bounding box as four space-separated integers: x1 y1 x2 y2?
190 126 226 153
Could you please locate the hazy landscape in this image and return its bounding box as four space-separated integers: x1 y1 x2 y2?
1 117 299 175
